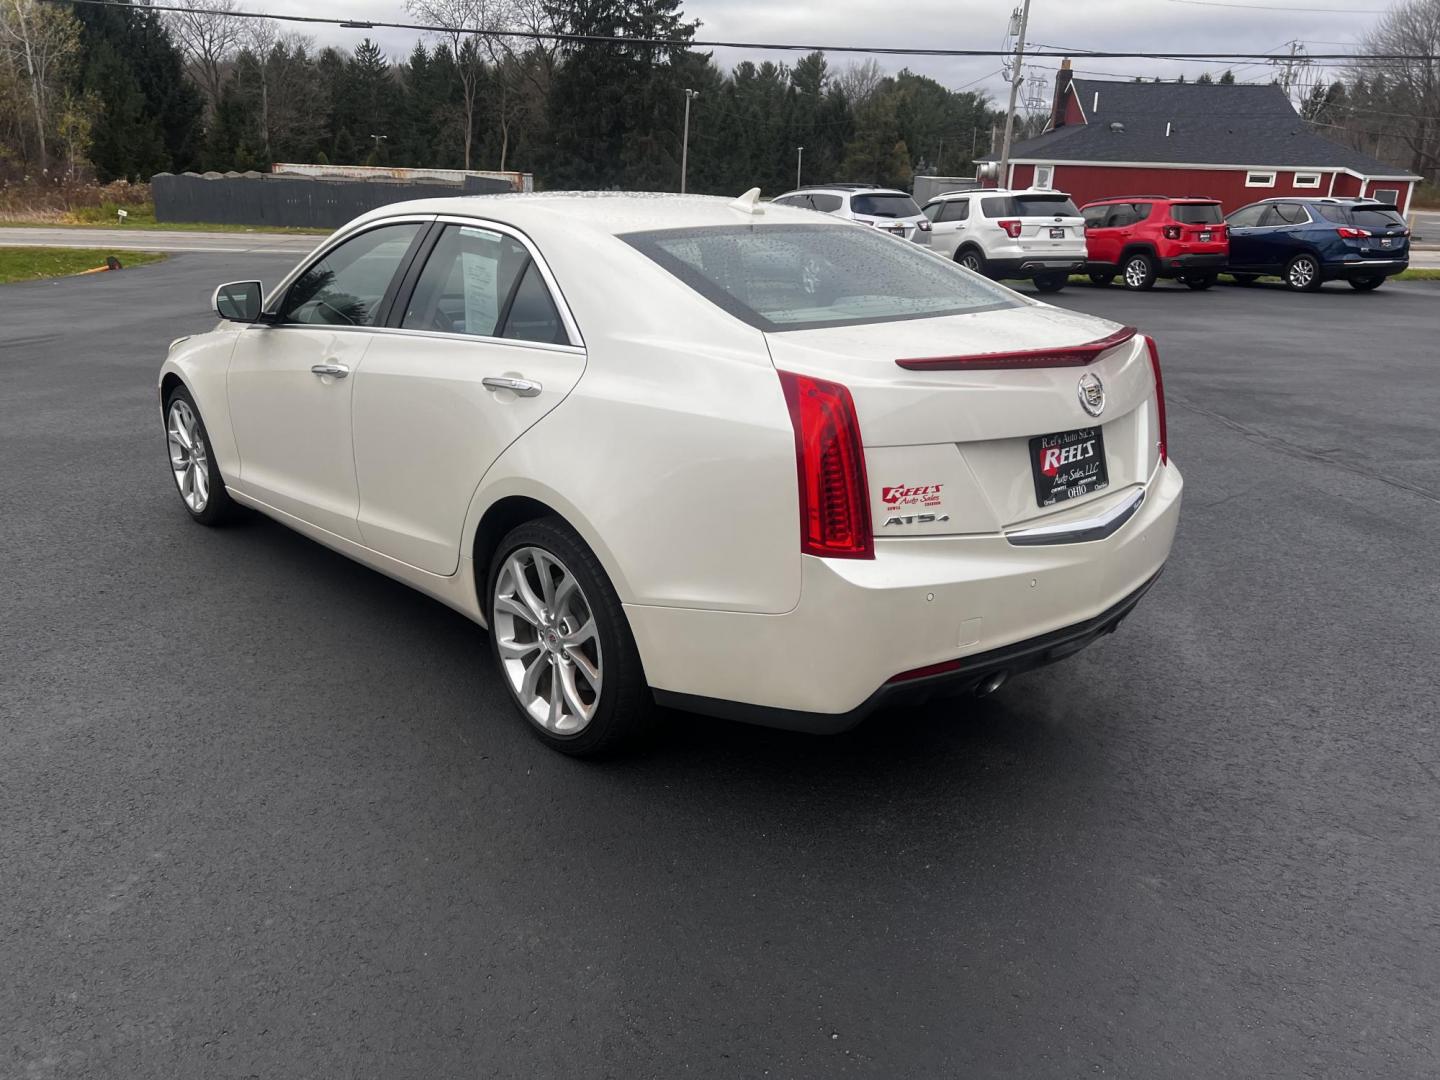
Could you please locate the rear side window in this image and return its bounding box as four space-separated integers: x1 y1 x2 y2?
773 195 811 209
1169 203 1223 225
850 193 922 218
623 223 1018 332
810 193 843 212
982 195 1081 217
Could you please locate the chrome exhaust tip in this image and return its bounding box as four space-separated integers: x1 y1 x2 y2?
975 671 1008 698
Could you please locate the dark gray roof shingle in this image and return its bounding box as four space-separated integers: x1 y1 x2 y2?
983 79 1419 178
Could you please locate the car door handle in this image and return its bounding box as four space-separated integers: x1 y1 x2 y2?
483 376 542 397
310 363 349 378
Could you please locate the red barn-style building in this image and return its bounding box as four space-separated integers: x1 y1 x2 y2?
982 63 1421 214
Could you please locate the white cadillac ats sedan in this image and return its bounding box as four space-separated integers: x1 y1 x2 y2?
159 190 1182 755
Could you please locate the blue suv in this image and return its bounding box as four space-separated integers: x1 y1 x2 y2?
1225 197 1410 292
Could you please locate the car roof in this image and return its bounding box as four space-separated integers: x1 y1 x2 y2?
782 186 909 197
347 191 834 236
1251 196 1391 205
927 187 1070 202
1083 195 1220 204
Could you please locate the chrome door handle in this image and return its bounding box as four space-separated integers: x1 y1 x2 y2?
310 363 349 378
483 376 542 397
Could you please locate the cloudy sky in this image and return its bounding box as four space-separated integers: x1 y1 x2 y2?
262 0 1388 103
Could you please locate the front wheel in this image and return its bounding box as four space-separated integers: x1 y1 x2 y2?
1121 253 1157 290
488 518 654 756
956 248 987 276
1032 272 1068 293
1285 253 1323 292
1182 273 1217 291
1348 275 1384 292
164 386 236 526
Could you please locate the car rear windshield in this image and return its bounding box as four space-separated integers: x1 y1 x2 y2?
1169 203 1224 224
981 195 1080 218
849 193 922 218
622 223 1018 332
1350 206 1407 229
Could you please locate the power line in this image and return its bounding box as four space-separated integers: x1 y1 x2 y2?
1165 0 1386 11
44 0 1440 61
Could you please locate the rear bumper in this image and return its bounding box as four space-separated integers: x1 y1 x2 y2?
1158 252 1227 275
628 461 1183 731
989 255 1088 279
1326 257 1408 280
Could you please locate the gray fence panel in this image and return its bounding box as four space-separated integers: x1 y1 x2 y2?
152 173 513 229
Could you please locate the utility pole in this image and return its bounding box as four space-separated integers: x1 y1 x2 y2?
680 88 699 193
796 146 804 188
998 0 1033 190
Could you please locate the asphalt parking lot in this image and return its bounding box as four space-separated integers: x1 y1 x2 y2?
3 255 1438 1079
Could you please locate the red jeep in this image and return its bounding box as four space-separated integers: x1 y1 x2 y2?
1081 197 1230 290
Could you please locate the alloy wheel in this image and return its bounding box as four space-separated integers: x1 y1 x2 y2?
1124 257 1150 288
1288 257 1318 289
960 252 982 271
166 399 210 513
492 546 603 735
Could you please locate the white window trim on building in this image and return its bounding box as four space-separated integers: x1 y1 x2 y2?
1293 172 1322 188
1033 165 1054 189
1245 171 1277 187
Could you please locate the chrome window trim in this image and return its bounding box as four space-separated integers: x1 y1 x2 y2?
1005 489 1146 547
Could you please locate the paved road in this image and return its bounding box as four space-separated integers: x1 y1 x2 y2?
0 225 322 255
3 257 1438 1079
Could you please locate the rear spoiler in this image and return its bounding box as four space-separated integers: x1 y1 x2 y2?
896 326 1138 372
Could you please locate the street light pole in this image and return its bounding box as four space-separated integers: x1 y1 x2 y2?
998 0 1032 189
796 146 804 188
681 88 699 193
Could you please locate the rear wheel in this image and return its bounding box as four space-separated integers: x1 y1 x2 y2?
164 386 235 526
1182 272 1217 290
1230 273 1260 286
1089 273 1114 287
1121 252 1157 291
1032 272 1068 293
1348 275 1384 292
487 517 654 757
956 247 987 276
1284 253 1323 292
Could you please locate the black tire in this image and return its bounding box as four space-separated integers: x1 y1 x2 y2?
1121 252 1157 291
1089 273 1115 287
1032 272 1068 293
956 247 987 276
1284 253 1323 292
486 517 654 757
163 384 236 526
1182 272 1217 291
1230 273 1260 286
1348 275 1384 292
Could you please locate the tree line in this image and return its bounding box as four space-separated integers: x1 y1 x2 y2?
2 0 1436 194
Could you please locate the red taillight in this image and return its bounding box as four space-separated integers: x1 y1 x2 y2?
778 371 874 560
1163 224 1182 240
1337 226 1371 239
998 219 1023 239
917 219 932 231
1145 336 1168 466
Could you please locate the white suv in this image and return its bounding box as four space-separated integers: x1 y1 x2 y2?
773 185 931 245
922 188 1087 291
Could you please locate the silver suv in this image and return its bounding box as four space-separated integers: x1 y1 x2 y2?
773 185 932 245
921 187 1086 291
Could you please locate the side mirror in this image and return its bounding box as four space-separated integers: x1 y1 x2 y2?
213 280 265 323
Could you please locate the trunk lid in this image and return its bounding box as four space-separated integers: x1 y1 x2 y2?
765 304 1163 537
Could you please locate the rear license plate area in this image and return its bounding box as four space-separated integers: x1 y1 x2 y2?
1030 427 1109 507
1199 231 1212 242
1049 226 1065 239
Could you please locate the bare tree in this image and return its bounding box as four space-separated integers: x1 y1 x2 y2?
405 0 509 170
165 0 243 116
837 58 884 109
1348 0 1440 181
0 0 80 171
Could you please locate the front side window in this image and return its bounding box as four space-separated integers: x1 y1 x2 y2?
1169 202 1224 225
982 194 1081 217
400 224 564 345
922 202 944 222
1227 204 1266 228
1105 204 1138 228
623 223 1018 333
942 200 969 222
279 222 422 326
1082 205 1111 227
850 193 922 218
1273 203 1312 225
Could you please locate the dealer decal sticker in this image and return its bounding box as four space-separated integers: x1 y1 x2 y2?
882 483 944 509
